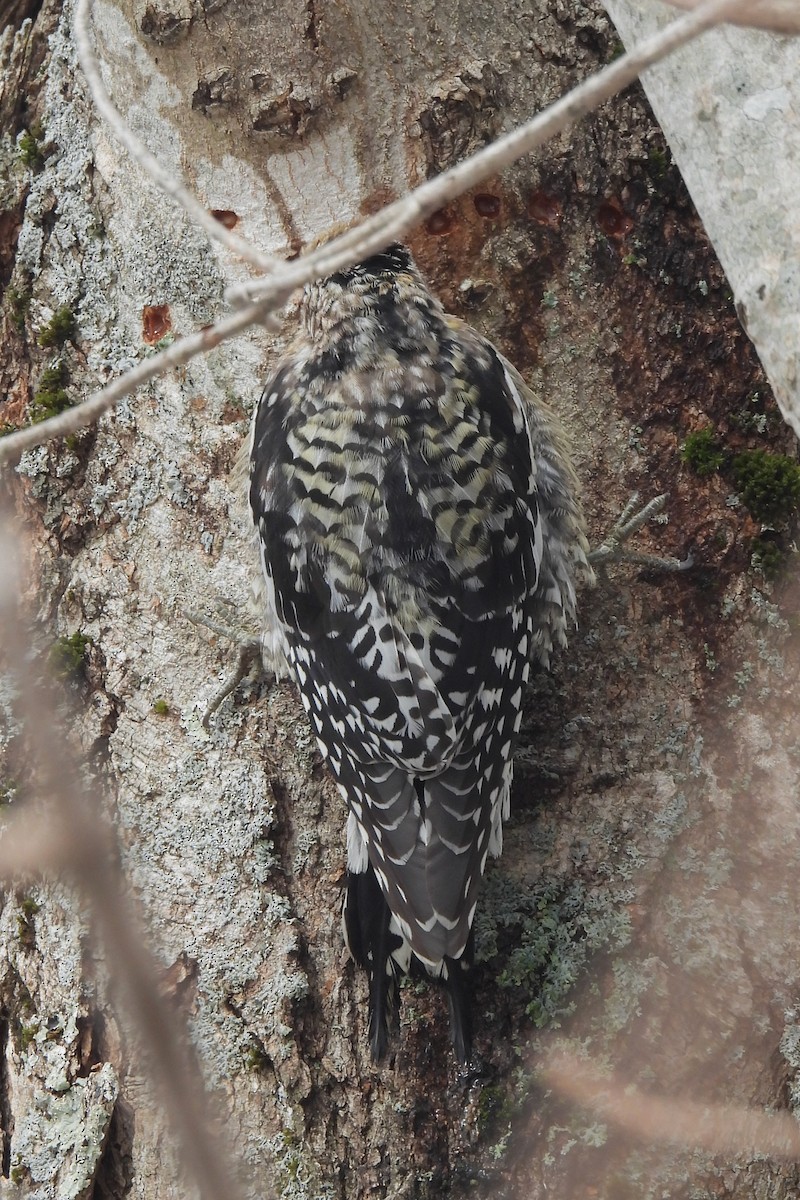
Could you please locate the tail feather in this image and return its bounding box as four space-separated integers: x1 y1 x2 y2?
444 927 474 1065
345 864 476 1063
344 866 399 1062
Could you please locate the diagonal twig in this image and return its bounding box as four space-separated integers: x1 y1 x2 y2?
544 1052 800 1159
0 298 283 461
0 0 757 467
662 0 800 33
226 0 753 308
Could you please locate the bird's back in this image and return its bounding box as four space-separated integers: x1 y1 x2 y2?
249 244 589 1058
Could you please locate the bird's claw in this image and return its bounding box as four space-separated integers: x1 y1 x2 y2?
588 492 692 573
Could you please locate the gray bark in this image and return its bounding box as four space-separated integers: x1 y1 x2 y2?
1 1 799 1198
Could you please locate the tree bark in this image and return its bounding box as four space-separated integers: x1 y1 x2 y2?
604 0 800 439
2 1 799 1198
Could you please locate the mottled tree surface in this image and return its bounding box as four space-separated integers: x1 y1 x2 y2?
1 1 799 1198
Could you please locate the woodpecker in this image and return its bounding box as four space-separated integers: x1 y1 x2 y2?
249 243 591 1063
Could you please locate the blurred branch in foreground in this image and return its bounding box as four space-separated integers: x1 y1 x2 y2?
544 1052 800 1160
0 506 249 1200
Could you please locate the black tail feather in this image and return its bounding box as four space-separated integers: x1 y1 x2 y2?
345 866 476 1064
344 866 399 1062
444 927 474 1065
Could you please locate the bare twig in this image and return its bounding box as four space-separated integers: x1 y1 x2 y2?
0 0 757 466
73 0 277 271
0 806 84 878
0 299 283 462
662 0 800 33
544 1053 800 1159
226 0 753 309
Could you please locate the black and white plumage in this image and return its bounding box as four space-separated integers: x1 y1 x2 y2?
249 243 590 1062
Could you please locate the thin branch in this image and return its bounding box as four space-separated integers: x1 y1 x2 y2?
0 807 83 878
73 0 277 271
0 523 248 1200
662 0 800 33
0 299 283 463
226 0 753 308
544 1053 800 1159
0 0 756 465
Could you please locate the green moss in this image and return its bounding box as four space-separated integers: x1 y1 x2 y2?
6 284 31 334
30 361 72 423
244 1040 269 1071
477 1082 514 1134
17 895 41 948
751 536 787 580
647 144 670 180
37 305 76 349
681 428 724 477
732 449 800 525
49 631 91 680
151 698 170 716
18 1022 39 1051
18 123 44 168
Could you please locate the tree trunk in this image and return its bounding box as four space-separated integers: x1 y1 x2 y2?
2 1 799 1198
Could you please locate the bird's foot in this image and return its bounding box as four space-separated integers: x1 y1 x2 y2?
182 602 268 728
588 492 693 574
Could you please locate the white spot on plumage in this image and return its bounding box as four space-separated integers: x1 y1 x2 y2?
439 831 471 855
347 811 369 871
493 647 513 671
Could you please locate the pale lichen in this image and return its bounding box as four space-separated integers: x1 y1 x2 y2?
11 1063 118 1200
